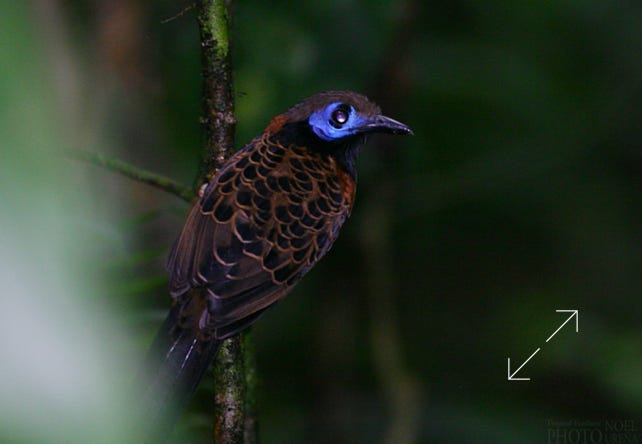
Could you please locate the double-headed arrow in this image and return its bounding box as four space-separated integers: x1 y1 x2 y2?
507 310 579 381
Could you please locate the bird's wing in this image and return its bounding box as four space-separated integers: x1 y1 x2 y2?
166 137 352 338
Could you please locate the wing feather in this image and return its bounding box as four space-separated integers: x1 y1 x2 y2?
166 136 352 338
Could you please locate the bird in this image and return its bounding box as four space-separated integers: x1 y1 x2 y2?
138 90 412 436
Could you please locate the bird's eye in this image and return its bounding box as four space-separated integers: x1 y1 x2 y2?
330 105 350 128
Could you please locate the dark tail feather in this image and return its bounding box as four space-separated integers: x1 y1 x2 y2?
133 303 222 441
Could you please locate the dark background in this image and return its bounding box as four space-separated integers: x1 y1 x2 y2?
2 1 640 443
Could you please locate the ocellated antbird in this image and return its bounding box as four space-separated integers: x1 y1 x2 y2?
138 90 412 436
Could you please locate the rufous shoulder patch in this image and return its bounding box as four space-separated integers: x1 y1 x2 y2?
264 114 288 135
336 167 356 214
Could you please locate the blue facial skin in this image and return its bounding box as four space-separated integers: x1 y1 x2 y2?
308 102 369 142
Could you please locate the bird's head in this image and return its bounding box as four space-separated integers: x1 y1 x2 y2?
264 91 412 178
282 90 412 138
266 90 412 144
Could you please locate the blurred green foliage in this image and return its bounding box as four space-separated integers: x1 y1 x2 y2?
1 1 639 443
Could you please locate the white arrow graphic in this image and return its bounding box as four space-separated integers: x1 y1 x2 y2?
546 310 579 343
507 309 580 382
507 348 541 381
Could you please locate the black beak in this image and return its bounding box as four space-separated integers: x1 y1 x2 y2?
357 114 414 136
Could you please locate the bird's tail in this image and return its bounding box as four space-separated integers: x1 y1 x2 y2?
133 299 222 441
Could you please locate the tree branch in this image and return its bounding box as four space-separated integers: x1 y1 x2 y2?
210 331 258 443
71 150 195 202
197 0 236 184
196 1 256 442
